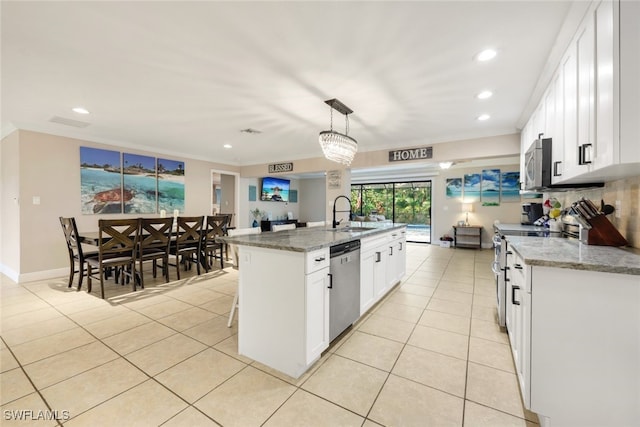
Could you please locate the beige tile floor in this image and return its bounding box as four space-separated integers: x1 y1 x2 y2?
1 244 539 426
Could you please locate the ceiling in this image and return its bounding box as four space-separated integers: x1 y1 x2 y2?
1 1 576 167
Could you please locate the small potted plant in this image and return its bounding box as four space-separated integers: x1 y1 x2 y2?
250 208 264 228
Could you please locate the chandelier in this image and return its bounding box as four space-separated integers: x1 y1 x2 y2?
318 98 357 166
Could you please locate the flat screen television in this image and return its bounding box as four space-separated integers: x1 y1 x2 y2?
261 177 290 202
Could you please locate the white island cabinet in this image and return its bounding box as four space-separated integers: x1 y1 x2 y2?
238 246 330 378
220 223 407 378
504 237 640 427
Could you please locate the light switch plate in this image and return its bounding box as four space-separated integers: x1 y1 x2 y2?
32 196 40 205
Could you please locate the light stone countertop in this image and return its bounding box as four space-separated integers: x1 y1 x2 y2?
506 236 640 275
217 222 406 252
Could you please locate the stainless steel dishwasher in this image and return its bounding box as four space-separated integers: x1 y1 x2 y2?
329 240 361 342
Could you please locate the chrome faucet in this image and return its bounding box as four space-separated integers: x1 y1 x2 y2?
332 195 352 228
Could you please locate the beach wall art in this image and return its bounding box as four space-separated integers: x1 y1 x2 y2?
123 153 157 214
80 147 185 215
463 173 481 202
501 171 521 202
157 158 185 214
445 178 462 199
481 169 500 206
80 147 123 214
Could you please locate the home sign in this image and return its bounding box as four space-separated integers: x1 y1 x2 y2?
389 146 433 162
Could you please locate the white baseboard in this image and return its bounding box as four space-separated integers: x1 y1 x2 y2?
0 264 19 283
0 264 67 284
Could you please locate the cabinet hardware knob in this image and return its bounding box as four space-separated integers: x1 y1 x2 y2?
327 273 333 289
315 257 325 262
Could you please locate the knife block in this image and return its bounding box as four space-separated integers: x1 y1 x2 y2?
581 214 628 246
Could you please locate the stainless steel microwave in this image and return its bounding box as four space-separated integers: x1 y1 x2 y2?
523 136 604 191
523 137 552 191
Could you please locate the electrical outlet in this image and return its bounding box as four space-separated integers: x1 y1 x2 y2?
615 200 621 218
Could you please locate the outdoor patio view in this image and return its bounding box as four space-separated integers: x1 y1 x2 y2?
351 181 431 243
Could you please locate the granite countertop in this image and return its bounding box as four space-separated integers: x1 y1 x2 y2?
217 222 406 252
506 236 640 275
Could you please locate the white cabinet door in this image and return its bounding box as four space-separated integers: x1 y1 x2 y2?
373 244 388 299
551 70 565 183
396 236 406 281
576 14 596 174
561 39 579 180
360 250 375 315
305 267 330 364
594 0 616 170
385 238 398 289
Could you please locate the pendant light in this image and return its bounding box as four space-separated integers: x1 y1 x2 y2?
318 98 357 166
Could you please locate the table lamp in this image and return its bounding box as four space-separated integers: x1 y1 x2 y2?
462 203 473 226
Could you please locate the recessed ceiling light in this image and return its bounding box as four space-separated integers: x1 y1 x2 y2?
475 49 497 62
477 91 493 100
223 144 232 149
72 107 90 114
477 114 491 121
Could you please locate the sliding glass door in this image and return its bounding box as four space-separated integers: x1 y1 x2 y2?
351 181 431 243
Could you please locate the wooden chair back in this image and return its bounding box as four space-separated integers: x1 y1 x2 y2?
175 216 204 248
98 218 140 258
139 217 174 253
60 216 83 258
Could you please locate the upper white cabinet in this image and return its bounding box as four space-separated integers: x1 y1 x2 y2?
525 0 640 184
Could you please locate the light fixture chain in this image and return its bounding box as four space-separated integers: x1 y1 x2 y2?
329 104 334 132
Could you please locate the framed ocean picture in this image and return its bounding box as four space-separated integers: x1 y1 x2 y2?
501 171 521 202
463 173 481 202
123 153 157 214
481 169 500 206
445 178 462 199
80 147 123 214
157 158 185 213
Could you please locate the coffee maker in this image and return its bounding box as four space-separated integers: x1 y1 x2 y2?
521 203 543 225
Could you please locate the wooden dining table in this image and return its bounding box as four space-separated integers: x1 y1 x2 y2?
78 230 217 274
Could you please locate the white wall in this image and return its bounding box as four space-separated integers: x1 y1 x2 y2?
0 132 21 281
298 178 326 223
1 130 239 282
432 164 524 248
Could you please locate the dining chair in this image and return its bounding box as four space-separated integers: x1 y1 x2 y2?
202 215 229 271
137 217 174 287
169 216 204 280
86 218 140 299
226 226 261 327
271 223 296 232
306 221 326 228
59 216 99 291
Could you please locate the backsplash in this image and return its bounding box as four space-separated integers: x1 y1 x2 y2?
549 175 640 248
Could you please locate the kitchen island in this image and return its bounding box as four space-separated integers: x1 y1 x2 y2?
503 236 639 427
217 222 407 378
